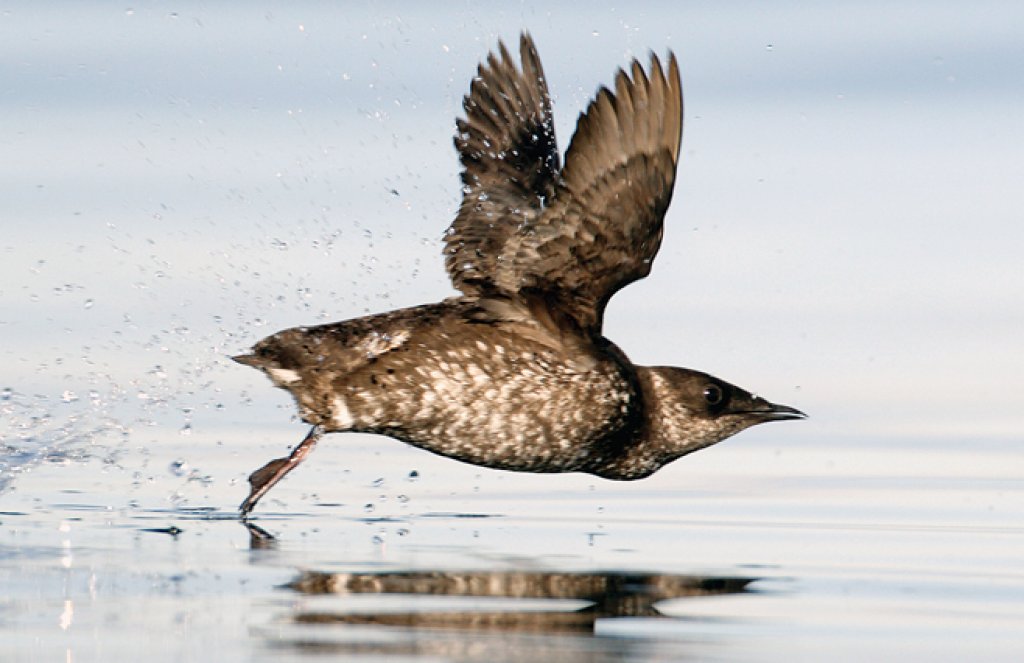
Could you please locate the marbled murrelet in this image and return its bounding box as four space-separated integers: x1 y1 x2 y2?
235 33 805 515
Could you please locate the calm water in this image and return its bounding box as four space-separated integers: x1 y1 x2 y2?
2 430 1022 661
3 2 1023 661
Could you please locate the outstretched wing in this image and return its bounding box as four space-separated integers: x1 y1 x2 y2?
444 32 561 297
495 52 683 333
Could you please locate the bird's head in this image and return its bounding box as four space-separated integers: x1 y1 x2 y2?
640 366 805 459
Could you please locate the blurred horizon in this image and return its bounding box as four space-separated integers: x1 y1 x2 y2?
2 1 1023 489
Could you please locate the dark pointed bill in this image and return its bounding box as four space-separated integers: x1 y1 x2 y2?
731 394 807 422
753 401 807 422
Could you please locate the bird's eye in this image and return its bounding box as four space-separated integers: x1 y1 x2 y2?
703 384 724 406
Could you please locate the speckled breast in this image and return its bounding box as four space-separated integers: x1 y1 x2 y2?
312 309 641 474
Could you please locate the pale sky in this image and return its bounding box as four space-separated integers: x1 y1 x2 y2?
2 1 1022 463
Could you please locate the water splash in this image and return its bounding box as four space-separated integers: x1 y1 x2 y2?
0 387 131 493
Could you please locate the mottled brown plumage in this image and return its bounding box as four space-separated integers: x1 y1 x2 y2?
447 34 681 333
235 33 804 515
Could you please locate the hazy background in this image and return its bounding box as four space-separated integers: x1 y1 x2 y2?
2 1 1022 490
3 5 1023 661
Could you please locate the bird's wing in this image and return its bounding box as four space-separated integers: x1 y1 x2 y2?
444 32 561 297
494 52 683 333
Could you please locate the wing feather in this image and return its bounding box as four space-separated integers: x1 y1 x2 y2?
444 33 560 296
445 36 683 335
494 52 683 332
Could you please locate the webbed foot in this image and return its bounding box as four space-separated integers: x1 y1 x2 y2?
239 425 324 516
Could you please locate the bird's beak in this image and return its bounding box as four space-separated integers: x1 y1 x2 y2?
753 399 807 422
739 396 807 422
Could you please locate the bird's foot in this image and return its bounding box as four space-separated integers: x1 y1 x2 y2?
239 425 324 517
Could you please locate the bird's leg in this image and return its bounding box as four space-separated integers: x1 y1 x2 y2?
239 425 324 516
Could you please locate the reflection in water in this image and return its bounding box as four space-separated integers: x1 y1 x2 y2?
262 568 754 660
244 521 276 549
288 569 753 622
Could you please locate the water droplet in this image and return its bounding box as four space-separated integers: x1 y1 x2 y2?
179 423 193 436
61 390 78 403
169 460 189 477
407 470 419 482
363 503 375 513
371 477 384 488
83 299 94 309
765 44 774 51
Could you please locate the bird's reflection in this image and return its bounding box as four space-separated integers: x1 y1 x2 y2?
245 525 755 658
243 520 276 549
283 568 753 632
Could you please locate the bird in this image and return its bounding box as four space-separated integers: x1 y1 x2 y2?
234 32 804 515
